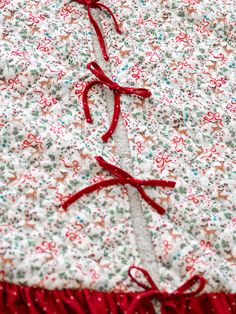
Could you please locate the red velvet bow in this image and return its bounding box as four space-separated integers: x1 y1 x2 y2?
62 156 176 214
127 266 206 314
73 0 121 61
83 61 152 142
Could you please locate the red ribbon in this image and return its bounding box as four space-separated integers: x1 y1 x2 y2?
127 266 206 314
83 61 152 142
62 156 176 214
73 0 121 60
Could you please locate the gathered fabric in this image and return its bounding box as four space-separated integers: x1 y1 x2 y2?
0 269 235 314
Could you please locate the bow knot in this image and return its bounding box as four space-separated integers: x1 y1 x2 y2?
62 156 176 215
74 0 121 60
88 0 100 5
75 0 98 5
82 62 152 142
127 266 206 314
111 82 124 93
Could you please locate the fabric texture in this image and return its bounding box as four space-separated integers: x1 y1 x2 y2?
102 0 236 293
0 279 236 314
0 0 235 313
0 0 141 291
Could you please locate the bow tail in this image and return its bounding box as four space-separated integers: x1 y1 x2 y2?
62 178 124 210
98 3 122 34
137 187 166 215
128 266 158 290
82 80 102 123
101 93 121 142
87 5 109 61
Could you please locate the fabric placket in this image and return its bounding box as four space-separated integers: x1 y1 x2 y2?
89 8 162 290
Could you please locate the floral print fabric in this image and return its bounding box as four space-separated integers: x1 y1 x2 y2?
0 0 141 291
0 0 236 309
101 0 236 292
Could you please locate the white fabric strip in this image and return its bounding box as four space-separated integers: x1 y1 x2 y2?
90 10 160 285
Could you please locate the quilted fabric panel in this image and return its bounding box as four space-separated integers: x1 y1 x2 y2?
99 0 236 292
0 0 142 291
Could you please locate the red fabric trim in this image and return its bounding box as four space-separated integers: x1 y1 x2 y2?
0 281 235 314
0 281 155 314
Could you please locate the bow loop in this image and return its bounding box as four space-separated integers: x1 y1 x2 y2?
86 62 109 82
172 274 206 298
129 268 206 296
62 156 176 214
128 266 159 291
95 156 133 179
83 62 152 141
87 61 122 91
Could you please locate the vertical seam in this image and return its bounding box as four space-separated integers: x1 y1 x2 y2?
89 8 160 284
